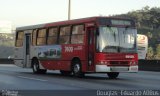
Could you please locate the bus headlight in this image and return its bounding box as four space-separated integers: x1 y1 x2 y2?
98 61 109 65
130 61 137 65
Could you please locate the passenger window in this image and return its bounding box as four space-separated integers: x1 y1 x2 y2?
37 29 46 45
47 28 58 45
15 31 24 47
71 25 84 44
59 26 71 44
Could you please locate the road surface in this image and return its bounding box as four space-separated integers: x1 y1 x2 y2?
0 64 160 96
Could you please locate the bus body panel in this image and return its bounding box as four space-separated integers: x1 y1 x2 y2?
31 44 87 71
14 47 24 67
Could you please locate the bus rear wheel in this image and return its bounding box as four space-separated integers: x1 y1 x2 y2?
32 59 47 74
107 72 119 79
72 60 84 77
60 70 71 76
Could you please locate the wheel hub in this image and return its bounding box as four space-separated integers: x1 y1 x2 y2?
74 64 80 73
33 63 37 71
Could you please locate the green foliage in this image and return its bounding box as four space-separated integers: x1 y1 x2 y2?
146 46 154 60
155 44 160 59
120 6 160 29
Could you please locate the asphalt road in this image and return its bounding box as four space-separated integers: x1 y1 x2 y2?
0 64 160 96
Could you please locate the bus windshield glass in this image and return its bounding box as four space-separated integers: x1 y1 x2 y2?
97 26 137 53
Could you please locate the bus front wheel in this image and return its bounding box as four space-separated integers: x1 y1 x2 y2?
107 72 119 79
32 59 47 74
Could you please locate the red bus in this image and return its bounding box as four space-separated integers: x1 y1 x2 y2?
14 17 138 79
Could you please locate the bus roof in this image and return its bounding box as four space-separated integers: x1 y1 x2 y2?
16 16 134 31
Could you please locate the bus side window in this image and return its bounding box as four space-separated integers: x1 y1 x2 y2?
47 27 58 45
59 26 71 44
71 25 84 44
37 29 47 45
15 31 24 47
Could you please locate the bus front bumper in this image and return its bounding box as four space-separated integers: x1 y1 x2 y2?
95 65 138 72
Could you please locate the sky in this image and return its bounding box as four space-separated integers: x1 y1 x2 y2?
0 0 159 28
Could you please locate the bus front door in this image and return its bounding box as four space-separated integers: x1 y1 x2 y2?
24 33 31 68
87 27 95 71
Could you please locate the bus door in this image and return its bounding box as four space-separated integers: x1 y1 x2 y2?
87 27 95 71
23 33 31 68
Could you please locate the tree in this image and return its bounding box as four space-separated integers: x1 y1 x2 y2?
155 44 160 59
146 32 152 39
150 7 160 29
146 46 154 60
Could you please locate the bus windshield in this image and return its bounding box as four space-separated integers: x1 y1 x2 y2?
97 26 137 53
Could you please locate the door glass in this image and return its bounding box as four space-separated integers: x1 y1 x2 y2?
26 35 30 55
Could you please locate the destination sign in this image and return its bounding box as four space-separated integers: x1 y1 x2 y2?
111 20 131 26
98 18 135 27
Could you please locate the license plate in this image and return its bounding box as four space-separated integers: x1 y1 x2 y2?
111 67 129 72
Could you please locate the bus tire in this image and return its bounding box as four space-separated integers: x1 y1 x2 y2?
32 59 47 74
60 70 71 76
107 72 119 79
72 60 84 77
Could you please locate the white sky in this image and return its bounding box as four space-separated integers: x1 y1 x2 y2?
0 0 159 27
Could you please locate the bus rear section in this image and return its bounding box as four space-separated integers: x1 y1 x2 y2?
14 17 138 79
137 34 148 60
